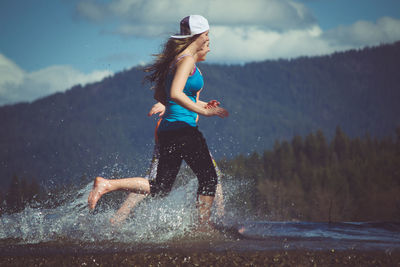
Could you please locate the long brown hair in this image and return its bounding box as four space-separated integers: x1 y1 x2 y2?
143 36 198 104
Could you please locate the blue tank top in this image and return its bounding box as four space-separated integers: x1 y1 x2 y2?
158 59 204 132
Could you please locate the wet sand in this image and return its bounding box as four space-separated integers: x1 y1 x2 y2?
1 249 399 266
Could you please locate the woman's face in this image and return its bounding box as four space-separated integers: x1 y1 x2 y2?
194 31 209 51
197 41 210 62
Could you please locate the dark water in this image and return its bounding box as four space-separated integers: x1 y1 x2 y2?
1 174 399 256
232 221 400 251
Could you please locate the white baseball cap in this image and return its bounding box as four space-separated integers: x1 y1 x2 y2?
171 15 209 39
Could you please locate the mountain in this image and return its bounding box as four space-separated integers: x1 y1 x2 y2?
1 42 399 187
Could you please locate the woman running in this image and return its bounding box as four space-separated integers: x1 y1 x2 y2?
88 15 228 230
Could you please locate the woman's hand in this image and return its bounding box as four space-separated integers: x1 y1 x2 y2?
205 106 229 118
148 102 165 117
204 100 227 118
205 100 220 109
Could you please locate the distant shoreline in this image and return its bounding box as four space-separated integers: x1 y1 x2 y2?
1 248 399 266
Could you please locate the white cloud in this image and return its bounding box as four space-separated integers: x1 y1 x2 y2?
0 54 25 88
75 1 107 22
207 16 400 63
207 24 348 63
0 54 113 106
75 0 400 63
76 0 316 36
324 16 400 47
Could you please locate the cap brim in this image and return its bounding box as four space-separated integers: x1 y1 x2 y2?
170 34 195 39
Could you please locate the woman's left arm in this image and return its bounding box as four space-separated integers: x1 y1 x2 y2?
196 91 220 109
196 90 207 107
170 57 228 118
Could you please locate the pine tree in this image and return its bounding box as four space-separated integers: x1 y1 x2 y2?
395 126 400 158
0 190 4 215
315 129 329 167
270 140 281 180
277 140 294 182
27 178 41 204
304 132 318 165
291 135 303 160
332 126 349 161
262 150 273 179
6 175 23 213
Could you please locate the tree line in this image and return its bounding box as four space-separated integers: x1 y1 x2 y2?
0 175 88 216
0 175 42 214
218 126 400 222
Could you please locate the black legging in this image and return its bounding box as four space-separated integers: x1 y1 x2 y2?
149 126 218 197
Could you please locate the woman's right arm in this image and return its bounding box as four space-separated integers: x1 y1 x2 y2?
148 102 165 117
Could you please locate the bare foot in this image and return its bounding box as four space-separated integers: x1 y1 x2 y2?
194 221 217 234
238 226 246 234
88 177 111 210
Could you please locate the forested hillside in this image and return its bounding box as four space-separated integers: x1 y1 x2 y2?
219 126 400 221
1 42 399 189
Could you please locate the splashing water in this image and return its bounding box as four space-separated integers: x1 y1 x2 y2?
1 169 400 253
0 170 249 247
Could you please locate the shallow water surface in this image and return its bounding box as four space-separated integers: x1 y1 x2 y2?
1 175 399 255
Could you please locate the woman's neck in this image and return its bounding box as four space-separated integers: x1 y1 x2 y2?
181 46 199 62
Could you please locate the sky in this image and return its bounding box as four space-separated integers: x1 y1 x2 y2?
1 0 400 106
